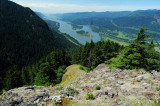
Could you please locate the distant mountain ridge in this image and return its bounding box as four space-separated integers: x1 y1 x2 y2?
54 9 160 47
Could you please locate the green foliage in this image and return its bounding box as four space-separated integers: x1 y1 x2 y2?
135 26 150 44
0 89 6 95
86 93 95 100
0 0 80 91
55 65 67 84
34 62 55 86
61 87 79 97
33 50 69 86
3 49 70 90
156 86 160 91
72 40 124 69
95 85 101 90
108 27 160 71
79 66 91 73
154 99 160 106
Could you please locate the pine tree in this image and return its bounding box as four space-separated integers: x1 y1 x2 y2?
109 27 160 71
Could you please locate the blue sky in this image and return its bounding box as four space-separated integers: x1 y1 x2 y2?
10 0 160 14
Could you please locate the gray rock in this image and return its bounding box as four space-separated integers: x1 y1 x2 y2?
18 102 29 106
108 91 115 98
115 104 130 106
115 69 123 73
93 90 104 98
7 92 18 97
30 93 50 102
30 96 39 102
151 70 157 76
117 81 125 85
140 71 146 74
135 75 143 82
38 93 50 98
93 63 110 72
25 86 34 90
3 97 23 106
104 89 117 98
0 102 11 106
132 72 138 77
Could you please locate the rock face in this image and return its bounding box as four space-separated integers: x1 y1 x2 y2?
70 63 160 105
0 63 160 106
0 86 78 106
0 86 51 105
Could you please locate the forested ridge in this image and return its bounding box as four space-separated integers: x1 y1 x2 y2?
0 0 80 91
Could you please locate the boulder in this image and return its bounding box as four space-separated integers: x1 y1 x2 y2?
135 75 143 82
117 81 125 85
93 63 111 72
103 88 118 98
93 90 104 98
0 86 51 105
151 70 157 76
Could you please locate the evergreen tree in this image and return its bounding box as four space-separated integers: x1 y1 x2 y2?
72 40 123 70
109 27 160 71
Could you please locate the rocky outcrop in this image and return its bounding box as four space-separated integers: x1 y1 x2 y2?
0 63 160 106
0 86 78 106
70 63 160 105
0 86 51 105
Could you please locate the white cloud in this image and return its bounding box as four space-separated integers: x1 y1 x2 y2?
15 2 158 14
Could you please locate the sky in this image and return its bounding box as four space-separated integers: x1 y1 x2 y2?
10 0 160 14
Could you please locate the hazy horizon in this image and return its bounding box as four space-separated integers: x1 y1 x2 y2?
10 0 160 14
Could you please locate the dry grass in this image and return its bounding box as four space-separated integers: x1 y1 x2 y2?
58 64 86 86
57 98 71 106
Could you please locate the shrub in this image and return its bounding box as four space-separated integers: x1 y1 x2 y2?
79 66 90 73
79 66 84 70
156 86 160 91
61 87 79 96
95 85 101 90
0 89 6 95
86 93 95 100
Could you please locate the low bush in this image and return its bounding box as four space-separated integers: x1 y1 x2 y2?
61 87 79 96
79 66 90 73
95 85 101 90
86 93 95 100
156 86 160 91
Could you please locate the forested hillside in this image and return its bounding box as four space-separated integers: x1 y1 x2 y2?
0 0 80 91
72 40 124 69
56 10 160 47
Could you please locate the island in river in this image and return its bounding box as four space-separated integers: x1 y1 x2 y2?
76 30 93 37
70 23 83 30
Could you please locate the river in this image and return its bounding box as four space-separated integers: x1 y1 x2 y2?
45 16 100 45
